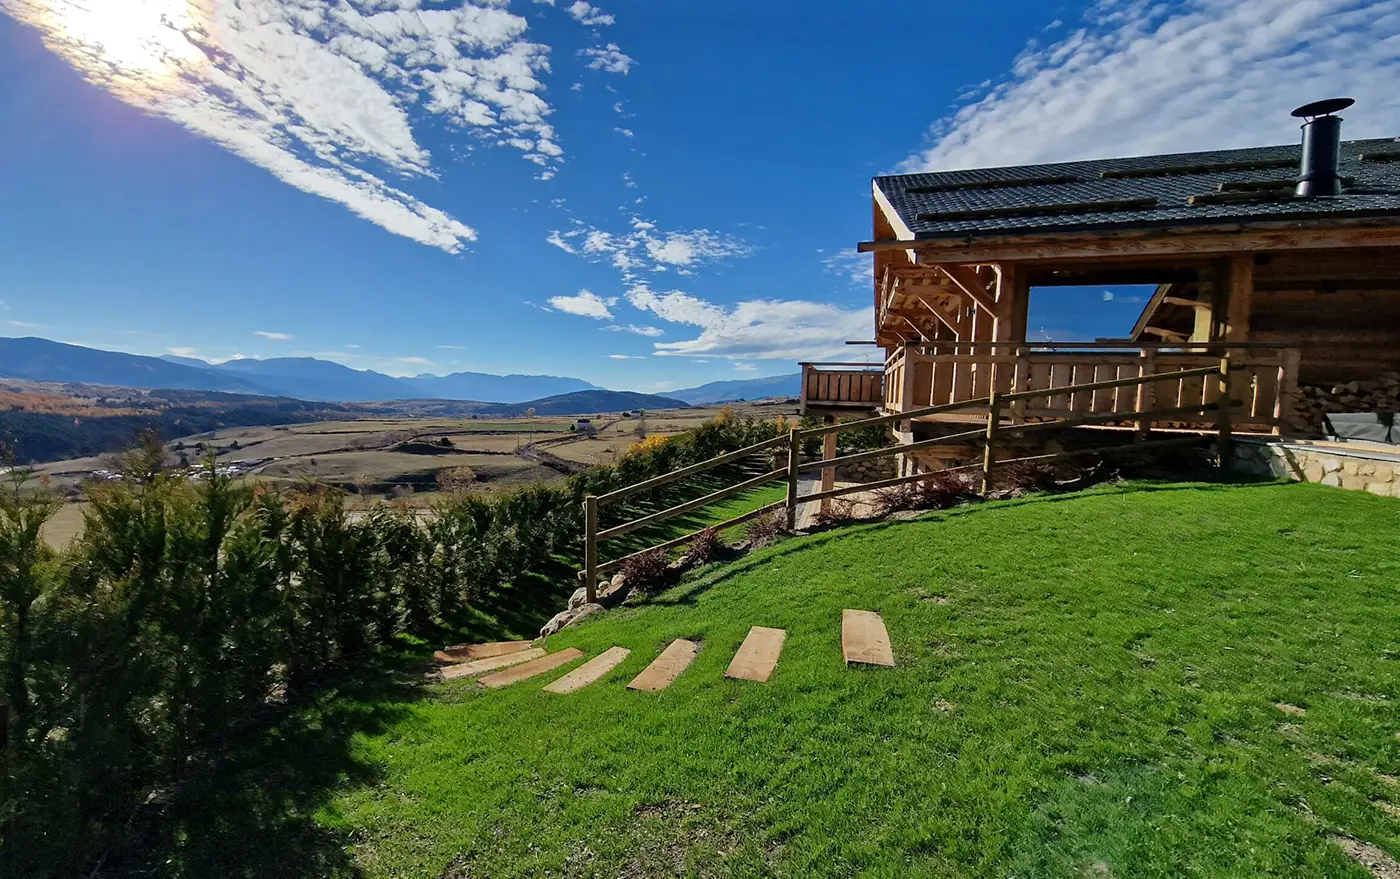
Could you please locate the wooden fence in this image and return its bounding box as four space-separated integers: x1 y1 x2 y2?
579 361 1241 600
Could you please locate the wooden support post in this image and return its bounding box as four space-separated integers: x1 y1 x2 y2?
1225 253 1254 342
981 392 1000 494
900 342 917 425
1216 355 1234 469
583 495 598 603
820 416 837 514
785 429 800 530
1134 347 1157 441
1010 345 1029 424
1273 348 1302 437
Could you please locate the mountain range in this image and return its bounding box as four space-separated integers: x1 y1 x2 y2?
0 336 801 405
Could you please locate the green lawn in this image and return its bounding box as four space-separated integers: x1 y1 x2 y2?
136 481 1400 878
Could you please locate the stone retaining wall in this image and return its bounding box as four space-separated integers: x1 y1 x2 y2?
834 455 898 483
1231 439 1399 498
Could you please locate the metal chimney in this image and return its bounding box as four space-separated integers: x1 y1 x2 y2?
1293 97 1354 197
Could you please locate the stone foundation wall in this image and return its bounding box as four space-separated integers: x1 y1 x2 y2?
1231 439 1399 498
834 455 898 483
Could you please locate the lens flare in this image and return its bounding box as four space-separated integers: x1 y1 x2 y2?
16 0 203 88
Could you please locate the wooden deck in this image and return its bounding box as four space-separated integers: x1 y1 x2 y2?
803 343 1301 435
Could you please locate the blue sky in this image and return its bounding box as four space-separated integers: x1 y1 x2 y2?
1 1 1398 393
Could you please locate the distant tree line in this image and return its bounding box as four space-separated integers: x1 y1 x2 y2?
0 411 795 876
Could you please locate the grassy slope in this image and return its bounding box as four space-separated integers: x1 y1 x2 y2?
149 482 1400 878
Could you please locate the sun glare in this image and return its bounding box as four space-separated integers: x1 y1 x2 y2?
45 0 201 81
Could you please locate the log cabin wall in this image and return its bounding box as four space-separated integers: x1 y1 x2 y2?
1250 247 1400 382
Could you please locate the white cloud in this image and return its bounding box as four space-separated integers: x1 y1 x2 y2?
166 346 198 357
607 353 641 359
8 319 47 329
2 0 573 252
581 43 632 74
567 1 614 26
625 285 873 361
734 362 757 372
435 344 468 350
822 248 871 288
547 288 616 319
901 0 1400 172
604 323 665 337
554 216 751 283
397 356 430 365
546 229 578 253
614 127 634 137
254 330 293 341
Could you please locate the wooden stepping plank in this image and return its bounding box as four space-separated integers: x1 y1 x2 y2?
725 627 787 682
627 640 699 692
440 647 545 681
435 640 532 664
478 648 584 689
544 646 631 694
842 609 894 667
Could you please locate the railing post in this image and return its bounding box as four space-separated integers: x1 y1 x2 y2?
981 392 1000 494
1273 348 1301 437
900 342 917 433
820 416 837 514
1216 354 1234 470
1134 347 1157 441
785 428 800 531
583 495 598 603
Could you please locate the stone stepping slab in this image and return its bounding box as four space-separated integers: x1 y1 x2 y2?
479 648 584 689
440 647 545 681
435 640 533 664
627 640 700 692
725 627 787 682
544 646 631 694
842 610 895 667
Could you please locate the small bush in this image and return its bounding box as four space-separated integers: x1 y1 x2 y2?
744 509 791 546
618 548 677 596
996 461 1060 493
811 497 858 528
873 470 975 516
679 527 723 567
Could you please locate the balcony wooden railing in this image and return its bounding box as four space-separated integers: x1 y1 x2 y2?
799 362 884 414
885 342 1301 435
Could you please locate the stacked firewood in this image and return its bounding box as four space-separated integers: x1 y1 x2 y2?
1285 372 1400 436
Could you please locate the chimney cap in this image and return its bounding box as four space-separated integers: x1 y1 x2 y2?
1292 97 1355 119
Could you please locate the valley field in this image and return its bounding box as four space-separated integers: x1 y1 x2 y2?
34 401 798 547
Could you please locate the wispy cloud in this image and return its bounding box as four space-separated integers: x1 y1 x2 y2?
901 0 1400 172
7 319 47 329
2 0 568 252
435 344 469 350
581 43 633 74
604 323 664 337
626 285 872 361
821 248 871 288
548 218 751 283
254 330 293 341
547 289 616 319
166 346 199 357
607 353 641 359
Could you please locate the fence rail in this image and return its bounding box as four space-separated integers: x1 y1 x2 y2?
579 359 1239 598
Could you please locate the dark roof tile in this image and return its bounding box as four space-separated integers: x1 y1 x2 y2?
877 139 1400 240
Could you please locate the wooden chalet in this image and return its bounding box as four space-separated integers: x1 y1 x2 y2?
802 100 1400 470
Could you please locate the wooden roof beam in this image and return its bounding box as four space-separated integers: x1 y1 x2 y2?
1141 326 1189 343
936 264 1001 316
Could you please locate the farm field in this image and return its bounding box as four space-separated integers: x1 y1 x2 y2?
130 481 1400 877
33 401 798 547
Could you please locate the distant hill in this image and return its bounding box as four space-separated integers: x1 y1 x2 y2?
412 371 600 403
670 373 801 405
212 357 412 402
0 337 273 394
0 337 603 403
483 390 689 416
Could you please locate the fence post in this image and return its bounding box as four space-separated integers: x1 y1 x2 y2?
785 429 800 531
1216 354 1234 470
981 392 1000 494
1134 347 1157 441
583 495 598 603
